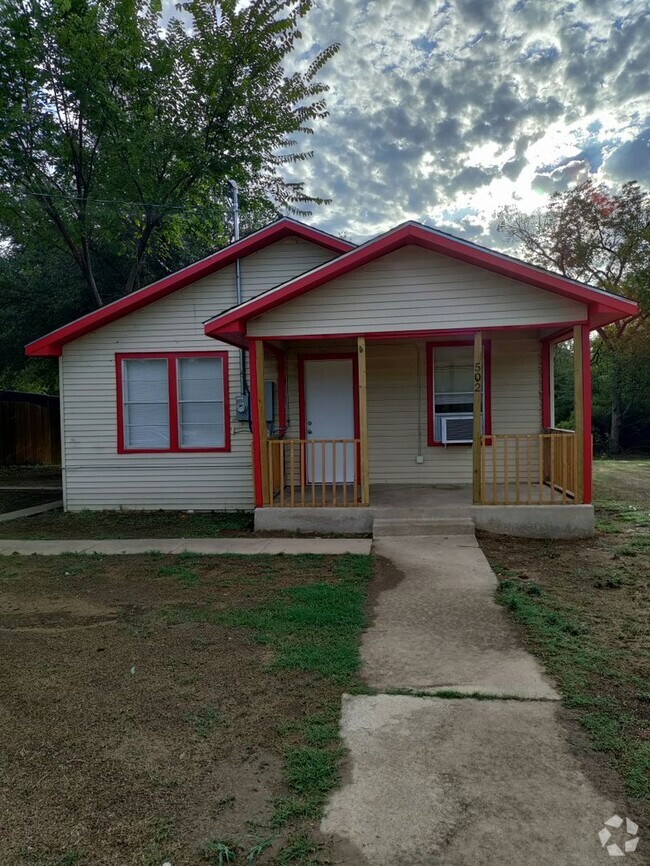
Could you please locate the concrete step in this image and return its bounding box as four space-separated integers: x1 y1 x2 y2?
370 505 473 520
372 517 475 538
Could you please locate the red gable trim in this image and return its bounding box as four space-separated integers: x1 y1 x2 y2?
26 219 354 357
204 222 638 339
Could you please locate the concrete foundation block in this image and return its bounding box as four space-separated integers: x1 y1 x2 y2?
254 506 373 535
472 504 594 538
373 517 475 537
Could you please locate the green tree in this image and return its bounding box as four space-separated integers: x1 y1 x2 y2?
591 322 650 453
499 180 650 453
0 0 337 308
0 245 86 393
551 342 575 428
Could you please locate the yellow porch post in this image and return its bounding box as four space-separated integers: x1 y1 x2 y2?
472 331 483 504
357 336 370 505
573 324 584 504
254 339 270 506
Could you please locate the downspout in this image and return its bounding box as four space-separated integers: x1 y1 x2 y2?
229 179 247 399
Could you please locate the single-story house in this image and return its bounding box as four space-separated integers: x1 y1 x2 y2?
27 217 638 537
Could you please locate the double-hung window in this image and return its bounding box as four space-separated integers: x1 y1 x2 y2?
117 352 230 453
427 342 491 445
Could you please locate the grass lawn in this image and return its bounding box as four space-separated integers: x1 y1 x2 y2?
0 508 254 539
478 458 650 817
0 551 373 865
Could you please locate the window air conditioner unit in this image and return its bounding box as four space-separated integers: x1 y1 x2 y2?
440 414 474 445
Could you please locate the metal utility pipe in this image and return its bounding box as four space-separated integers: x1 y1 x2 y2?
228 180 247 398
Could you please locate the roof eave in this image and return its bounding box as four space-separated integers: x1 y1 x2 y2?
25 219 355 357
203 224 640 337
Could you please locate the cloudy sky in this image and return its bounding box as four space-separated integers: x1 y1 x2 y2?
281 0 650 248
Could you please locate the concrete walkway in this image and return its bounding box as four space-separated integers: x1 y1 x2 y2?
0 499 63 524
0 537 371 556
321 535 625 866
364 535 557 698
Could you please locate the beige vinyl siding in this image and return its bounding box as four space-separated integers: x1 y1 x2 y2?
60 237 336 511
249 246 586 336
239 237 335 301
368 336 541 485
279 334 541 486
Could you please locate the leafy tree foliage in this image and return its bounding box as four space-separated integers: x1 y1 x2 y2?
0 246 86 392
499 180 650 454
550 343 575 429
0 0 337 308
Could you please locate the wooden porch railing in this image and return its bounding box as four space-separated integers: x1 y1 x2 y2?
267 438 364 507
480 431 578 505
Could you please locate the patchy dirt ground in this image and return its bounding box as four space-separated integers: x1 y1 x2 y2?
0 466 62 488
0 467 63 515
478 459 650 818
0 553 370 865
0 490 62 514
0 508 254 538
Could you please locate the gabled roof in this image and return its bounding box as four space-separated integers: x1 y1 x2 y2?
26 218 355 357
204 220 639 346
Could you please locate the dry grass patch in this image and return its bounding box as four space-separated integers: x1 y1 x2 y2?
0 490 61 514
0 508 253 539
479 459 650 819
0 552 373 865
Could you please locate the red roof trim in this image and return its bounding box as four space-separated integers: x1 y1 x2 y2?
204 222 638 339
212 320 591 350
26 219 355 357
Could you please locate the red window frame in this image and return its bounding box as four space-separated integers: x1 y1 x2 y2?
426 340 492 447
116 351 231 454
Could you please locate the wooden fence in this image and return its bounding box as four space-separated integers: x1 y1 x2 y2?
0 391 61 466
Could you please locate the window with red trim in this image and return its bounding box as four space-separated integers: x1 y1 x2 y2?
427 342 491 446
116 352 230 453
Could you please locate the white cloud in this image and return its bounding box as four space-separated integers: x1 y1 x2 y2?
279 0 650 247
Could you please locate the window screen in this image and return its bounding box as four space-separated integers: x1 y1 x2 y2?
433 346 482 442
434 347 474 414
122 358 170 449
177 356 225 448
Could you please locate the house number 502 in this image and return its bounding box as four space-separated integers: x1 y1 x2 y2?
474 362 482 392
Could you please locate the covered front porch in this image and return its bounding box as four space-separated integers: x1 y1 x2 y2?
200 219 637 537
247 327 593 536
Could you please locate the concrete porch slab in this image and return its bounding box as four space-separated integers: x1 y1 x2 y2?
256 485 594 538
255 507 373 534
473 504 595 538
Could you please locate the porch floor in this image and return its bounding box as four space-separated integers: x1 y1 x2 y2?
269 482 568 512
374 483 571 509
258 482 591 538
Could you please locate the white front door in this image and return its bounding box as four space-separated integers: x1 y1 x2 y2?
303 358 356 483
